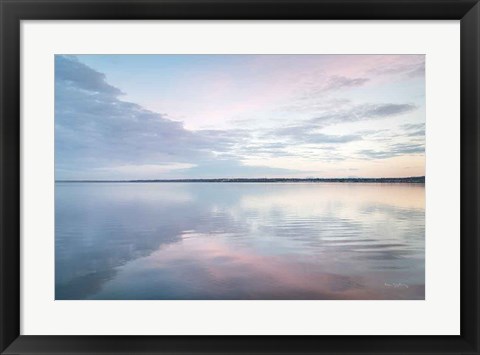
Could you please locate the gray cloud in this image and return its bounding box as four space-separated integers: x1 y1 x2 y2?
236 143 297 158
312 103 417 126
268 102 416 146
274 127 362 145
401 123 425 137
297 76 369 103
358 143 424 160
406 65 425 78
369 58 425 79
55 55 123 96
55 55 250 178
402 123 424 130
323 76 370 92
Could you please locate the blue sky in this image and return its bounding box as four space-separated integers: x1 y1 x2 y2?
55 54 425 180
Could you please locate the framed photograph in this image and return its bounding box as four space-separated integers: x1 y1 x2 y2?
1 0 479 354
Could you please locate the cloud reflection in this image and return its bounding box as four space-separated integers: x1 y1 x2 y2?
56 182 424 300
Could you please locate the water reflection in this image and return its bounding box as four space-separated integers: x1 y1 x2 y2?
55 182 425 300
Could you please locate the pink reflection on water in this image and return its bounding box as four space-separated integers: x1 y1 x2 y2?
97 232 424 300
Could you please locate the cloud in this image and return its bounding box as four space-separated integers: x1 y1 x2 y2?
406 65 425 78
268 102 416 145
296 76 369 104
180 159 303 178
369 56 425 79
55 55 249 179
55 55 425 179
273 126 362 145
401 123 425 137
358 143 424 159
312 103 417 126
236 143 297 158
55 55 123 96
323 76 370 92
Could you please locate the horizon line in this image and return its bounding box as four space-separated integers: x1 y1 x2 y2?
55 176 425 183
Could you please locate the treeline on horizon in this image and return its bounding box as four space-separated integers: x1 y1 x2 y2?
58 176 426 183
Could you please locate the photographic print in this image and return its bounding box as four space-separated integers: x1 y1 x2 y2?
55 54 425 300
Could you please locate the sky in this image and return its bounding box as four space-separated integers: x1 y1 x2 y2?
55 54 425 180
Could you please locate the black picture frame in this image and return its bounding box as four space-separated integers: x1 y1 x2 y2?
1 0 479 354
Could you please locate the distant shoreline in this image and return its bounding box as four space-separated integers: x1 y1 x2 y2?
56 176 425 184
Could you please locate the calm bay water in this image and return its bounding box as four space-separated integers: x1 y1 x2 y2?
55 182 425 300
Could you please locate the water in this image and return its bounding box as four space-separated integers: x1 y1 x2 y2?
55 182 425 300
